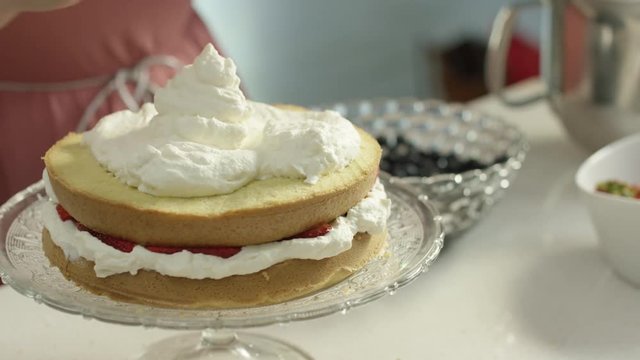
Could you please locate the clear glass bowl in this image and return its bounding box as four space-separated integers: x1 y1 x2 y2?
317 98 528 236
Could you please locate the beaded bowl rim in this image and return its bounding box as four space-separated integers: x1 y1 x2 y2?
315 97 529 184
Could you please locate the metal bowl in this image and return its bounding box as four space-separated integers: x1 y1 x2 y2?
316 98 528 236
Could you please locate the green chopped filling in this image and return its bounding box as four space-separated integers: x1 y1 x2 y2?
596 180 639 198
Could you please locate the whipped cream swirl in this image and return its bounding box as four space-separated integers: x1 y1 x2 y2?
155 44 251 122
84 44 361 197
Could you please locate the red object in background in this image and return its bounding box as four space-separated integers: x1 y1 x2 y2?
506 35 540 85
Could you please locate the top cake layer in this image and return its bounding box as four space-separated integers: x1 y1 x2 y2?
44 127 381 247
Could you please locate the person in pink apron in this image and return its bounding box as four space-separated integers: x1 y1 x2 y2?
0 0 215 203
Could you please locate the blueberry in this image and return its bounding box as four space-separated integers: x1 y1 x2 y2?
376 133 504 177
376 136 388 147
405 163 420 176
436 157 449 169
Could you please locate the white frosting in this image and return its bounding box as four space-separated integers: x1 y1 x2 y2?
258 108 361 183
83 44 361 197
155 44 251 122
42 169 58 203
42 180 391 280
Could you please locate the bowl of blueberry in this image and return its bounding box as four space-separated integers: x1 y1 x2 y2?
317 98 528 236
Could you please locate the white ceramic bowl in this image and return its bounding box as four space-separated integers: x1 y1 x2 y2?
576 133 640 286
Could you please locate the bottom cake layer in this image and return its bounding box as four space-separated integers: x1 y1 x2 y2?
42 229 386 309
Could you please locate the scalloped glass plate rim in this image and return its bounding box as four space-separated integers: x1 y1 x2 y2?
0 175 443 330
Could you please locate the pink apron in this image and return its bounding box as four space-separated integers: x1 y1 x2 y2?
0 0 214 202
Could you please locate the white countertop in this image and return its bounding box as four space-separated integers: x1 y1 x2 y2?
2 81 639 359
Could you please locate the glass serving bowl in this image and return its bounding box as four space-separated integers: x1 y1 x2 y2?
317 98 528 236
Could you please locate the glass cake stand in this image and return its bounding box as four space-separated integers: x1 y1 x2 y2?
0 175 444 359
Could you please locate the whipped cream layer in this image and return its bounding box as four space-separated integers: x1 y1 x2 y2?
84 44 361 197
42 180 391 280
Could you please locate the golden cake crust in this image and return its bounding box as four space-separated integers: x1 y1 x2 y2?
44 128 381 247
42 229 386 309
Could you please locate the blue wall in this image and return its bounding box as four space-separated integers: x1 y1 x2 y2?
193 0 538 106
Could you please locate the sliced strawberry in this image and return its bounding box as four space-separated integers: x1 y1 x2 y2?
95 233 135 253
59 210 242 257
75 222 90 232
144 245 183 255
69 221 134 253
187 246 241 259
292 223 332 239
56 205 73 222
144 245 241 258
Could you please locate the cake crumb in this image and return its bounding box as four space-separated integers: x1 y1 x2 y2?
261 271 270 281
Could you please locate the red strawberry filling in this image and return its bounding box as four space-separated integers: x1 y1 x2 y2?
56 205 73 222
55 205 332 259
285 223 332 239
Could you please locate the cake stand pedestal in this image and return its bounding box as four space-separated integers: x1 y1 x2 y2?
140 330 313 359
0 176 443 359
